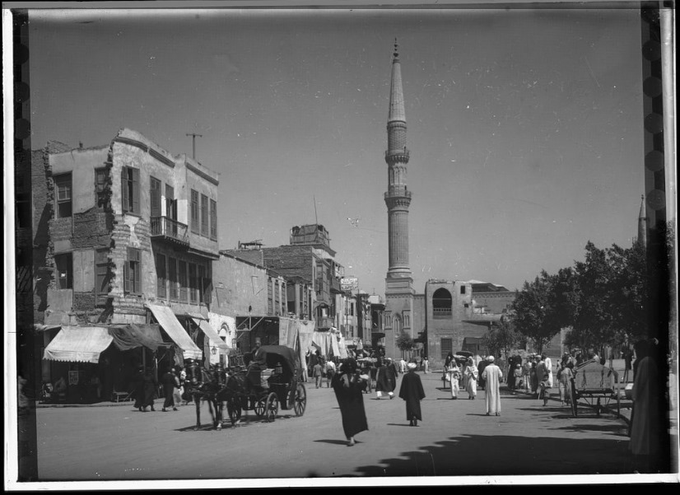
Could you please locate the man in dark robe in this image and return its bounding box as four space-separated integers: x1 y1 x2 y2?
161 366 179 412
332 358 368 446
477 357 489 391
375 357 399 399
246 338 268 392
399 362 425 426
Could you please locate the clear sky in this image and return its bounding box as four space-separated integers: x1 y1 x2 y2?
26 4 645 296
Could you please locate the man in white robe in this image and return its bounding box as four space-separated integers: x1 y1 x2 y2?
482 355 503 416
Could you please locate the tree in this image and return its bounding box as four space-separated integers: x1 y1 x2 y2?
510 271 556 353
482 317 520 362
395 330 414 358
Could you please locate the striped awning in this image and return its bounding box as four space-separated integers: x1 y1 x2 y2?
146 303 202 360
43 326 114 363
190 315 228 350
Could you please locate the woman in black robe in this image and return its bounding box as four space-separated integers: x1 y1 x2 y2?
332 358 368 446
399 362 425 426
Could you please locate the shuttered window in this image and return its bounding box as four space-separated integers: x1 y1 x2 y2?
124 247 142 295
150 177 161 218
200 194 209 236
178 260 188 303
189 263 197 304
209 199 217 240
168 257 178 300
54 174 72 218
55 253 73 289
156 253 166 299
121 167 140 214
191 190 200 234
95 249 110 306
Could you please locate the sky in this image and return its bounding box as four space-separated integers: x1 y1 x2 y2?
24 3 646 296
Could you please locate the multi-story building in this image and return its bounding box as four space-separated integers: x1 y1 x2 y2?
35 128 224 402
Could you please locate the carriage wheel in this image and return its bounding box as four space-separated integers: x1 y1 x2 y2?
293 383 307 417
254 396 266 418
227 398 242 424
265 393 279 422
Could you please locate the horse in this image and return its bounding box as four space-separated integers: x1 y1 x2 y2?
183 361 227 430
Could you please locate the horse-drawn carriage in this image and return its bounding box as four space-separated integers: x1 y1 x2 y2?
223 345 307 425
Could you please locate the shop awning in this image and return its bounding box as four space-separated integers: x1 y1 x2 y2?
43 326 114 364
190 316 228 350
146 303 202 360
108 324 164 352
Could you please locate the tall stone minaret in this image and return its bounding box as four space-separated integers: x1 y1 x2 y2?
637 194 648 249
383 39 414 358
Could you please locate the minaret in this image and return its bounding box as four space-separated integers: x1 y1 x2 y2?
637 194 648 249
385 39 412 279
383 39 414 359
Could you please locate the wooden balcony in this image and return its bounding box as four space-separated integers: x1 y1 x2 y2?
150 216 189 247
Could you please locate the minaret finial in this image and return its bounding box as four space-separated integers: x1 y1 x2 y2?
393 38 399 60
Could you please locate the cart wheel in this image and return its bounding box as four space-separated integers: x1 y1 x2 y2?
293 383 307 417
265 392 278 422
227 398 242 424
254 397 266 417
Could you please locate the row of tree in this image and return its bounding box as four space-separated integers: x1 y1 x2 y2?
485 236 668 359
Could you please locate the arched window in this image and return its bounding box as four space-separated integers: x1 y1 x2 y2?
432 288 452 318
393 314 402 334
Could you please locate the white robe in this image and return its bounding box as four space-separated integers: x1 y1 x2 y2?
482 363 503 414
544 357 554 388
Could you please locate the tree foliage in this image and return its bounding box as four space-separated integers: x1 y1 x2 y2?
512 239 653 355
482 317 521 361
395 330 415 352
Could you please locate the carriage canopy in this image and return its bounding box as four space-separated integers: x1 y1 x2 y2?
261 345 301 378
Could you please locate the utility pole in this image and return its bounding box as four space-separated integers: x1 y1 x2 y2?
186 133 202 160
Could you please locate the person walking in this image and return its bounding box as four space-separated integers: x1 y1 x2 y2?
133 366 145 411
556 361 574 407
375 357 398 399
161 366 178 412
481 355 503 416
522 358 532 393
423 356 429 374
325 359 336 388
536 355 551 406
463 357 479 400
445 355 461 399
623 346 633 383
543 354 554 388
313 361 324 389
172 367 183 407
399 362 426 426
629 339 661 470
477 356 489 391
141 367 157 412
331 358 368 447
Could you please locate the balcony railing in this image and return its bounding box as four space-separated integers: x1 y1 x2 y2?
433 307 452 319
150 216 189 246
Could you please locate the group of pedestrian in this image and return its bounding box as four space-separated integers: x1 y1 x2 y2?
442 352 479 400
133 365 185 413
332 356 427 446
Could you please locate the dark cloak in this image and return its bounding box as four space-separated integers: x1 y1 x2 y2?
332 371 369 438
399 371 426 421
376 362 398 393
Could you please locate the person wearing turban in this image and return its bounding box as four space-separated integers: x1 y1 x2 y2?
399 362 426 426
481 355 503 416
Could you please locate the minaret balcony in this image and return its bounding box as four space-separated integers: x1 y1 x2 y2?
385 148 410 162
384 189 412 200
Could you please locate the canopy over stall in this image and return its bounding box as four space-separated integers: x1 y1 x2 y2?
43 326 114 364
189 315 229 350
146 303 202 360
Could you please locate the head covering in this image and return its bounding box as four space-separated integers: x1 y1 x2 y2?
487 355 495 363
407 362 417 370
386 357 392 362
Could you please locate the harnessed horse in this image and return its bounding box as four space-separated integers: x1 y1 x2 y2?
184 361 227 430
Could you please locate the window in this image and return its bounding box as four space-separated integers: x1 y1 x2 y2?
95 168 107 209
150 177 161 218
95 249 110 305
189 263 197 304
200 194 209 236
433 288 452 318
55 253 73 289
121 167 140 214
168 258 178 300
165 184 176 220
54 174 72 218
178 260 188 303
441 338 453 360
199 264 212 305
156 253 166 299
460 286 466 295
210 199 217 240
124 248 142 295
190 190 199 234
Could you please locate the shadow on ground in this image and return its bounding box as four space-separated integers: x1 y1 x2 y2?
348 433 664 477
